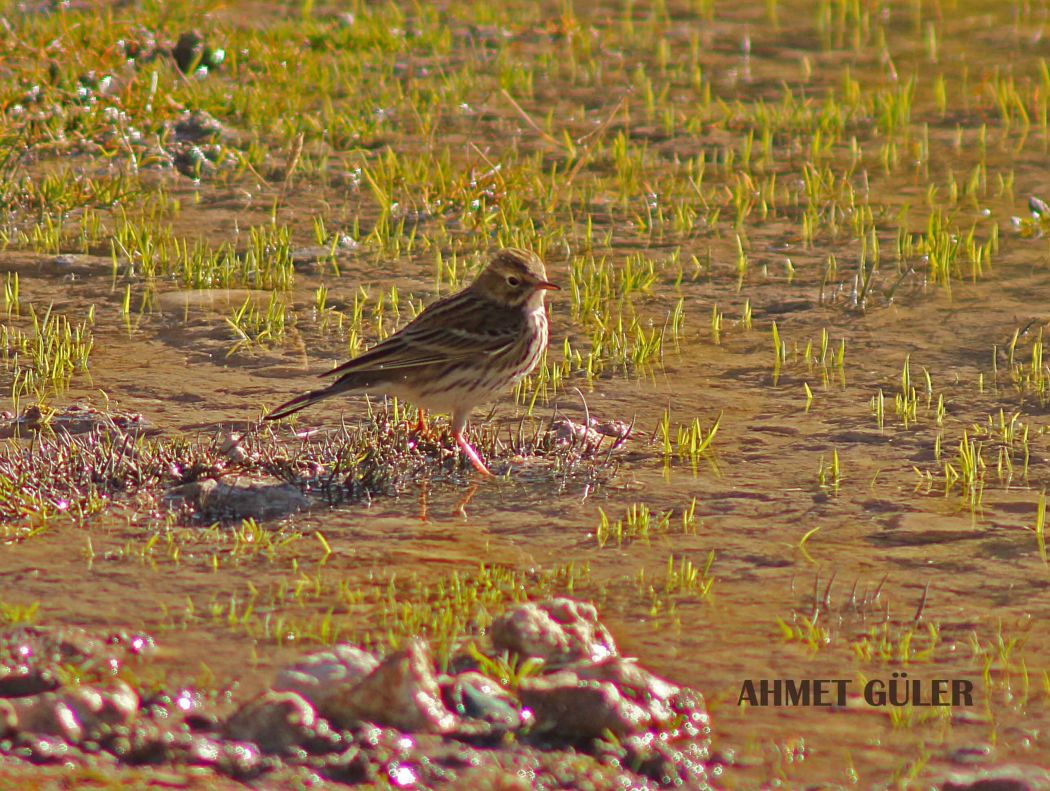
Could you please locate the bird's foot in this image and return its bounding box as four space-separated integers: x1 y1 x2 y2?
454 431 492 476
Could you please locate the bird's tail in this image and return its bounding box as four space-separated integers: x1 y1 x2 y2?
264 386 339 421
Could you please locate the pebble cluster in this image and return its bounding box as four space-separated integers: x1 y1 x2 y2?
0 599 711 788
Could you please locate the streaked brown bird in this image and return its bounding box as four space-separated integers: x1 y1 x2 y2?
265 248 558 475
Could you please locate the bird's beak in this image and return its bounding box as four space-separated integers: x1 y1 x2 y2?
537 280 560 291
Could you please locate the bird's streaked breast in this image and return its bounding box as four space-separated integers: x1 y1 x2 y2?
510 308 548 381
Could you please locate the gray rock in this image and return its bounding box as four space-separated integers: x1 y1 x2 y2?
491 599 617 665
186 735 262 776
225 690 318 755
291 246 336 265
551 417 604 448
518 671 650 739
274 644 379 711
0 627 151 698
49 254 114 275
575 656 681 703
0 404 150 440
165 476 308 521
11 694 84 742
0 664 57 697
172 109 233 143
518 657 701 740
63 681 139 734
443 671 526 734
10 682 139 743
323 638 457 733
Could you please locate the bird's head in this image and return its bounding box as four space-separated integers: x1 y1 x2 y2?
472 248 559 308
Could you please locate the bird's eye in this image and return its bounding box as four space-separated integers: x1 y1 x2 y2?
506 276 521 287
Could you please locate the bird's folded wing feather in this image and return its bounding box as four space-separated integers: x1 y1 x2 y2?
321 293 520 377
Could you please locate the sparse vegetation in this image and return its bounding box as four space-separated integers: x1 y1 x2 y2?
0 0 1047 787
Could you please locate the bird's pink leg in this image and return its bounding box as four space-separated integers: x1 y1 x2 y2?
454 430 492 476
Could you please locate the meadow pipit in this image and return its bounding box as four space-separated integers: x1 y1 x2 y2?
265 248 558 475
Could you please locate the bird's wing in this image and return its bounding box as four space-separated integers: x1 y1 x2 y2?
321 291 520 378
